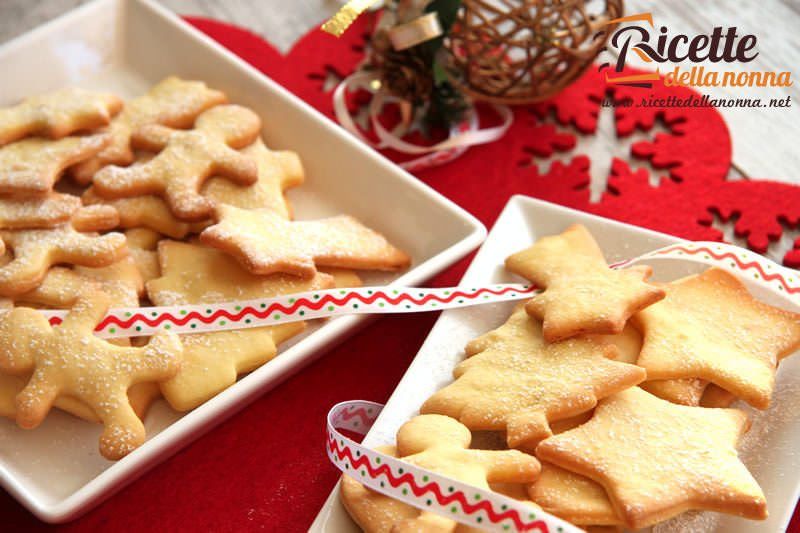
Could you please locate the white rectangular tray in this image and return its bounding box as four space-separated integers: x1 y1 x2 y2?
0 0 486 523
311 196 800 533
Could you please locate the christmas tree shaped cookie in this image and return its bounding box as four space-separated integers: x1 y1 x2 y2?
421 305 646 450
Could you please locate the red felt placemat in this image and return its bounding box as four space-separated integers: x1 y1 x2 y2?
2 14 798 532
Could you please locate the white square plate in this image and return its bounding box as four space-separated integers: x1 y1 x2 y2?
0 0 486 523
310 195 800 533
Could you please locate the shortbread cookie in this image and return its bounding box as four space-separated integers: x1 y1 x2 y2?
202 138 303 218
93 105 261 220
124 228 161 284
15 267 100 308
341 447 529 533
0 223 127 296
421 305 646 450
505 224 664 342
700 384 738 408
342 415 541 532
341 446 421 533
640 378 707 406
70 204 120 232
634 268 800 409
146 240 334 410
76 256 144 306
200 204 411 278
320 268 362 288
83 186 203 238
0 133 109 195
0 193 82 229
0 292 182 459
8 265 156 423
528 462 621 527
0 87 122 146
536 387 767 528
71 77 227 184
598 323 708 406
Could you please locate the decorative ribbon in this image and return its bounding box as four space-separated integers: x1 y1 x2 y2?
327 400 582 533
38 284 538 338
388 12 443 50
324 240 798 532
322 0 382 37
332 71 513 172
22 241 798 340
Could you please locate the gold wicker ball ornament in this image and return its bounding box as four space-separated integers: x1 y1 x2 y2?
445 0 623 104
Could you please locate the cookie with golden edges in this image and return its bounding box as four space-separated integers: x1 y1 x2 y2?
4 257 159 423
421 305 646 450
146 241 334 410
341 415 540 532
0 221 127 297
505 224 664 342
700 384 737 408
93 105 260 221
0 87 122 146
124 228 162 284
536 387 766 529
596 322 708 406
202 137 303 218
200 204 410 279
528 462 622 527
633 267 800 409
0 133 109 195
0 192 82 229
70 77 227 184
0 291 182 459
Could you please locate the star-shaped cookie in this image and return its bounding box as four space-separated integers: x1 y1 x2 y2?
505 224 665 342
421 305 646 450
92 105 260 220
633 268 800 409
200 204 411 278
70 76 227 184
0 133 109 195
202 137 304 218
528 462 621 527
343 415 541 532
146 240 334 410
536 387 767 528
0 291 182 459
0 87 122 146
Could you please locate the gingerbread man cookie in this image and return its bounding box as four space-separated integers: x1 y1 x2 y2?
342 415 540 532
0 221 127 297
93 105 261 220
0 133 109 195
0 291 182 459
70 77 227 184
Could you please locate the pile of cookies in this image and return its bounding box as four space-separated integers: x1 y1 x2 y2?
341 224 800 531
0 78 410 460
